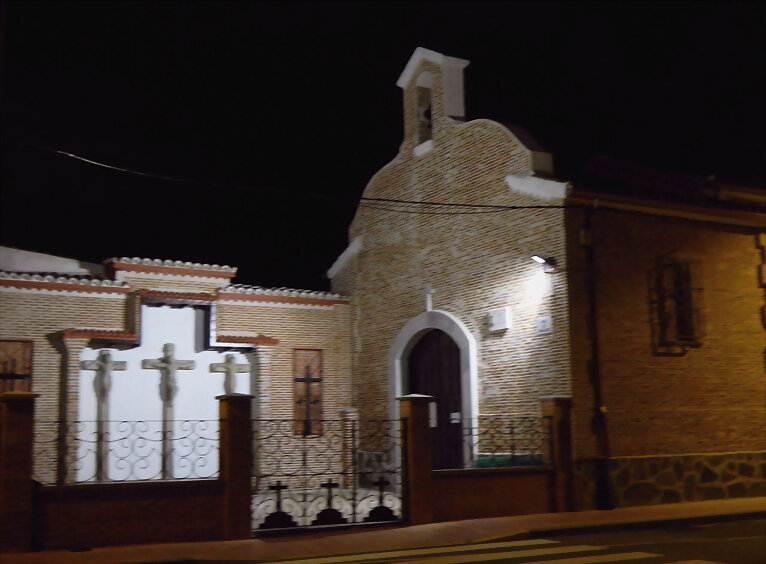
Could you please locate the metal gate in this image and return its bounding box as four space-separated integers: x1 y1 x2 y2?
251 418 403 533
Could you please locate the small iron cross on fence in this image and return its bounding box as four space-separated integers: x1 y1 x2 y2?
294 365 321 436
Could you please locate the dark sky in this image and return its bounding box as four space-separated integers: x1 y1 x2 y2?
1 2 764 290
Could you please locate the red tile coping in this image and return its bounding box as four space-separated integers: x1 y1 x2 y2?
217 334 279 346
137 289 218 302
62 329 140 342
0 278 131 294
218 293 349 306
109 262 237 279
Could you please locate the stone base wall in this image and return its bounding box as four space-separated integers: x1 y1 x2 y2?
575 452 766 509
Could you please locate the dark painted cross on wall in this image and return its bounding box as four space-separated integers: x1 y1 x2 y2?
293 349 323 436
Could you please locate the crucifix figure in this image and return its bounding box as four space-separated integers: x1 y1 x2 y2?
421 284 436 312
81 350 127 481
141 343 195 478
209 354 250 395
294 365 321 436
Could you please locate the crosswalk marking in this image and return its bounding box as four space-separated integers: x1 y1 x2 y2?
521 552 662 563
263 539 560 564
390 545 608 564
264 537 723 564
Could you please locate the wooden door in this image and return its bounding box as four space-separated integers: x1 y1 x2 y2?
407 330 463 469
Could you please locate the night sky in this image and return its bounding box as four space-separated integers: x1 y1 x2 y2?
1 2 763 290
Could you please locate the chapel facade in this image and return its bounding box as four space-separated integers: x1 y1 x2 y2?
329 48 766 506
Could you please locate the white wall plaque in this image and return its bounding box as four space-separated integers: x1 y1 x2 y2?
488 307 512 333
537 315 553 334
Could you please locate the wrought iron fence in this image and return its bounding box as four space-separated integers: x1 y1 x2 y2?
251 418 403 531
33 419 219 484
460 415 547 469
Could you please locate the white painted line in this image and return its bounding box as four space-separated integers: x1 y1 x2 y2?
393 545 606 564
262 539 559 563
665 561 723 564
523 552 662 564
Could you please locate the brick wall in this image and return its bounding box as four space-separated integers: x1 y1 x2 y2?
339 57 572 421
566 207 765 459
0 273 353 484
34 480 224 550
217 302 352 419
0 290 126 482
118 274 226 293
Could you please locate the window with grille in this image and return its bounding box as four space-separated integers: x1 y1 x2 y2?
652 259 704 349
0 340 33 392
293 349 323 436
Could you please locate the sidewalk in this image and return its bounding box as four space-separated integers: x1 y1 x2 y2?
2 497 764 563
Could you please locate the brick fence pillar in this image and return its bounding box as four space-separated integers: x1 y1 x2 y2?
340 407 359 489
397 394 433 525
0 392 38 552
218 393 254 540
540 396 574 512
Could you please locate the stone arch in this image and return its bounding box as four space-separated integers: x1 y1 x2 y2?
387 309 478 424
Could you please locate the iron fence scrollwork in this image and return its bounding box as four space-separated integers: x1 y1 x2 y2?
252 418 402 532
33 419 219 484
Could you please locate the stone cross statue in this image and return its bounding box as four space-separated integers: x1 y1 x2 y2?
141 343 195 478
422 285 436 312
210 354 250 395
82 350 127 408
142 343 196 405
81 350 127 481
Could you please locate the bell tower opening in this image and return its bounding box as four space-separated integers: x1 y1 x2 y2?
416 72 433 144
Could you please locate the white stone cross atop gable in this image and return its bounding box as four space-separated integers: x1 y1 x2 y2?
421 285 436 312
210 354 250 395
142 343 195 403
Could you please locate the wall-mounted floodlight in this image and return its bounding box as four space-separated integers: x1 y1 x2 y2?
531 256 557 273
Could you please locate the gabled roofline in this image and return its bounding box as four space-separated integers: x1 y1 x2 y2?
396 47 469 89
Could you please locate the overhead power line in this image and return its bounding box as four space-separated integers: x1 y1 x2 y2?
17 142 573 214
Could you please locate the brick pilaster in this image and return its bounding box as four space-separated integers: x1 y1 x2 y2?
218 393 254 540
397 394 433 525
0 392 38 552
541 396 574 512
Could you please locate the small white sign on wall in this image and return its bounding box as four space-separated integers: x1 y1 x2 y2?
537 315 553 334
488 307 512 333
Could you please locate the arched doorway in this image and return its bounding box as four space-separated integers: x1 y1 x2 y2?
387 310 478 469
407 329 462 469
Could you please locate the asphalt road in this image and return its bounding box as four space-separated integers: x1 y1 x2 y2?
264 518 766 563
533 518 766 564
